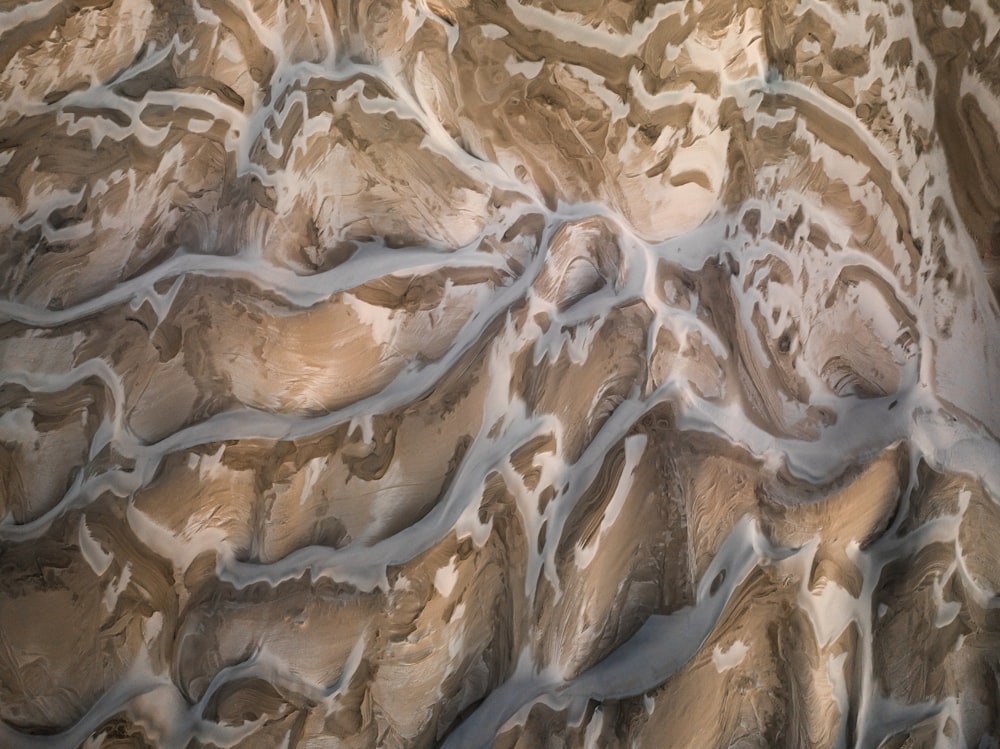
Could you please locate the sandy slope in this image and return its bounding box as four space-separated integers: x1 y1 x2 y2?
1 0 1000 746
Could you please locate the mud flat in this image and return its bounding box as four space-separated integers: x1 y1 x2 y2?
1 0 1000 746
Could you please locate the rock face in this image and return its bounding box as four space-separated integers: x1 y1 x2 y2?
1 0 1000 746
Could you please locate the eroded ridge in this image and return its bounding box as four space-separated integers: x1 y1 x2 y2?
1 0 999 746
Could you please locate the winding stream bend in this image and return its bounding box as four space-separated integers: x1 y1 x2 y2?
2 0 1000 746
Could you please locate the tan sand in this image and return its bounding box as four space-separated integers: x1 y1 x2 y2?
1 0 1000 746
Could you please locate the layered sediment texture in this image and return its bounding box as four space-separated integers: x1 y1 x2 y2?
2 0 1000 746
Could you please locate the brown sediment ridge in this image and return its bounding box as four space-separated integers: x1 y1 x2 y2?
1 0 1000 746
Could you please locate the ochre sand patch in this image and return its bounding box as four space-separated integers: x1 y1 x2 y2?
1 0 1000 746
